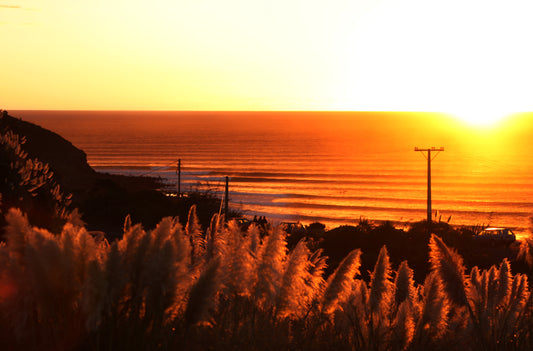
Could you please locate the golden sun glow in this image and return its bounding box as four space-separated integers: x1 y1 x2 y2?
1 1 532 111
449 109 513 128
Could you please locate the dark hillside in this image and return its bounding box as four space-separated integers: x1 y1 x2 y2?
0 111 222 237
0 112 96 194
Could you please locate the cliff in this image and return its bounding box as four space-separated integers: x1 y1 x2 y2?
0 112 96 194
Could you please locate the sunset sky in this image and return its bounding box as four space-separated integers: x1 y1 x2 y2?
1 0 532 119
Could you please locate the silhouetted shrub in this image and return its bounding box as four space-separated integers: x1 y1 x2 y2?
0 129 72 235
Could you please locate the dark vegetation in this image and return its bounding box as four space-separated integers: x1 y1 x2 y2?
0 111 225 239
1 205 533 350
289 219 525 284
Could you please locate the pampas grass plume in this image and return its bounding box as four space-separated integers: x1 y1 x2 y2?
497 259 511 308
223 220 255 297
186 205 205 264
517 238 533 269
184 258 221 327
4 208 31 263
394 260 418 323
415 272 449 343
254 226 287 307
392 300 414 350
322 249 361 315
428 234 469 307
276 239 311 318
304 249 327 305
170 217 191 268
369 246 394 315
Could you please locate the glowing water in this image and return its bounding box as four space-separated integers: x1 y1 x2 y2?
15 111 533 237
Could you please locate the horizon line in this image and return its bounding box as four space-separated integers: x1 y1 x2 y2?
3 109 478 114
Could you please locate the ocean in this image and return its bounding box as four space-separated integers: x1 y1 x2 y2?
12 110 533 237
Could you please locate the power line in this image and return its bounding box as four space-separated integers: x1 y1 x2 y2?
137 160 181 177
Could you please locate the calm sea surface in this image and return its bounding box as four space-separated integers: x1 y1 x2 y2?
12 111 533 237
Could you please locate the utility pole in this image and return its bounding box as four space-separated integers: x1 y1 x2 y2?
178 159 181 198
414 147 444 232
224 176 229 219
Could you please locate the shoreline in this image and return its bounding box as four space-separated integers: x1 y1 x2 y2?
94 164 532 238
95 167 532 241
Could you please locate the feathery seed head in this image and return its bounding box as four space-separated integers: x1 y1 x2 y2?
322 249 361 315
4 208 31 263
496 259 512 308
517 238 533 269
123 214 132 233
307 249 327 293
185 205 200 237
369 246 394 314
253 226 288 307
170 218 191 267
395 260 416 307
222 220 255 297
276 239 312 319
429 234 469 307
184 258 221 327
392 301 415 349
419 272 450 339
248 223 262 256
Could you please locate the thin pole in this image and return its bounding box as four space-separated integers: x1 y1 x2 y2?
177 159 181 197
225 176 229 218
414 147 444 232
427 149 431 225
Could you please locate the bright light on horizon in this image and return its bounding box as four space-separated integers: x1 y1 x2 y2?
1 0 532 113
447 108 517 128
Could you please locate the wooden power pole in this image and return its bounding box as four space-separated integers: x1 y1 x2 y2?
224 176 229 218
414 147 444 231
176 159 181 197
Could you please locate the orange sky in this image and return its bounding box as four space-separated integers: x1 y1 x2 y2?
1 1 532 122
